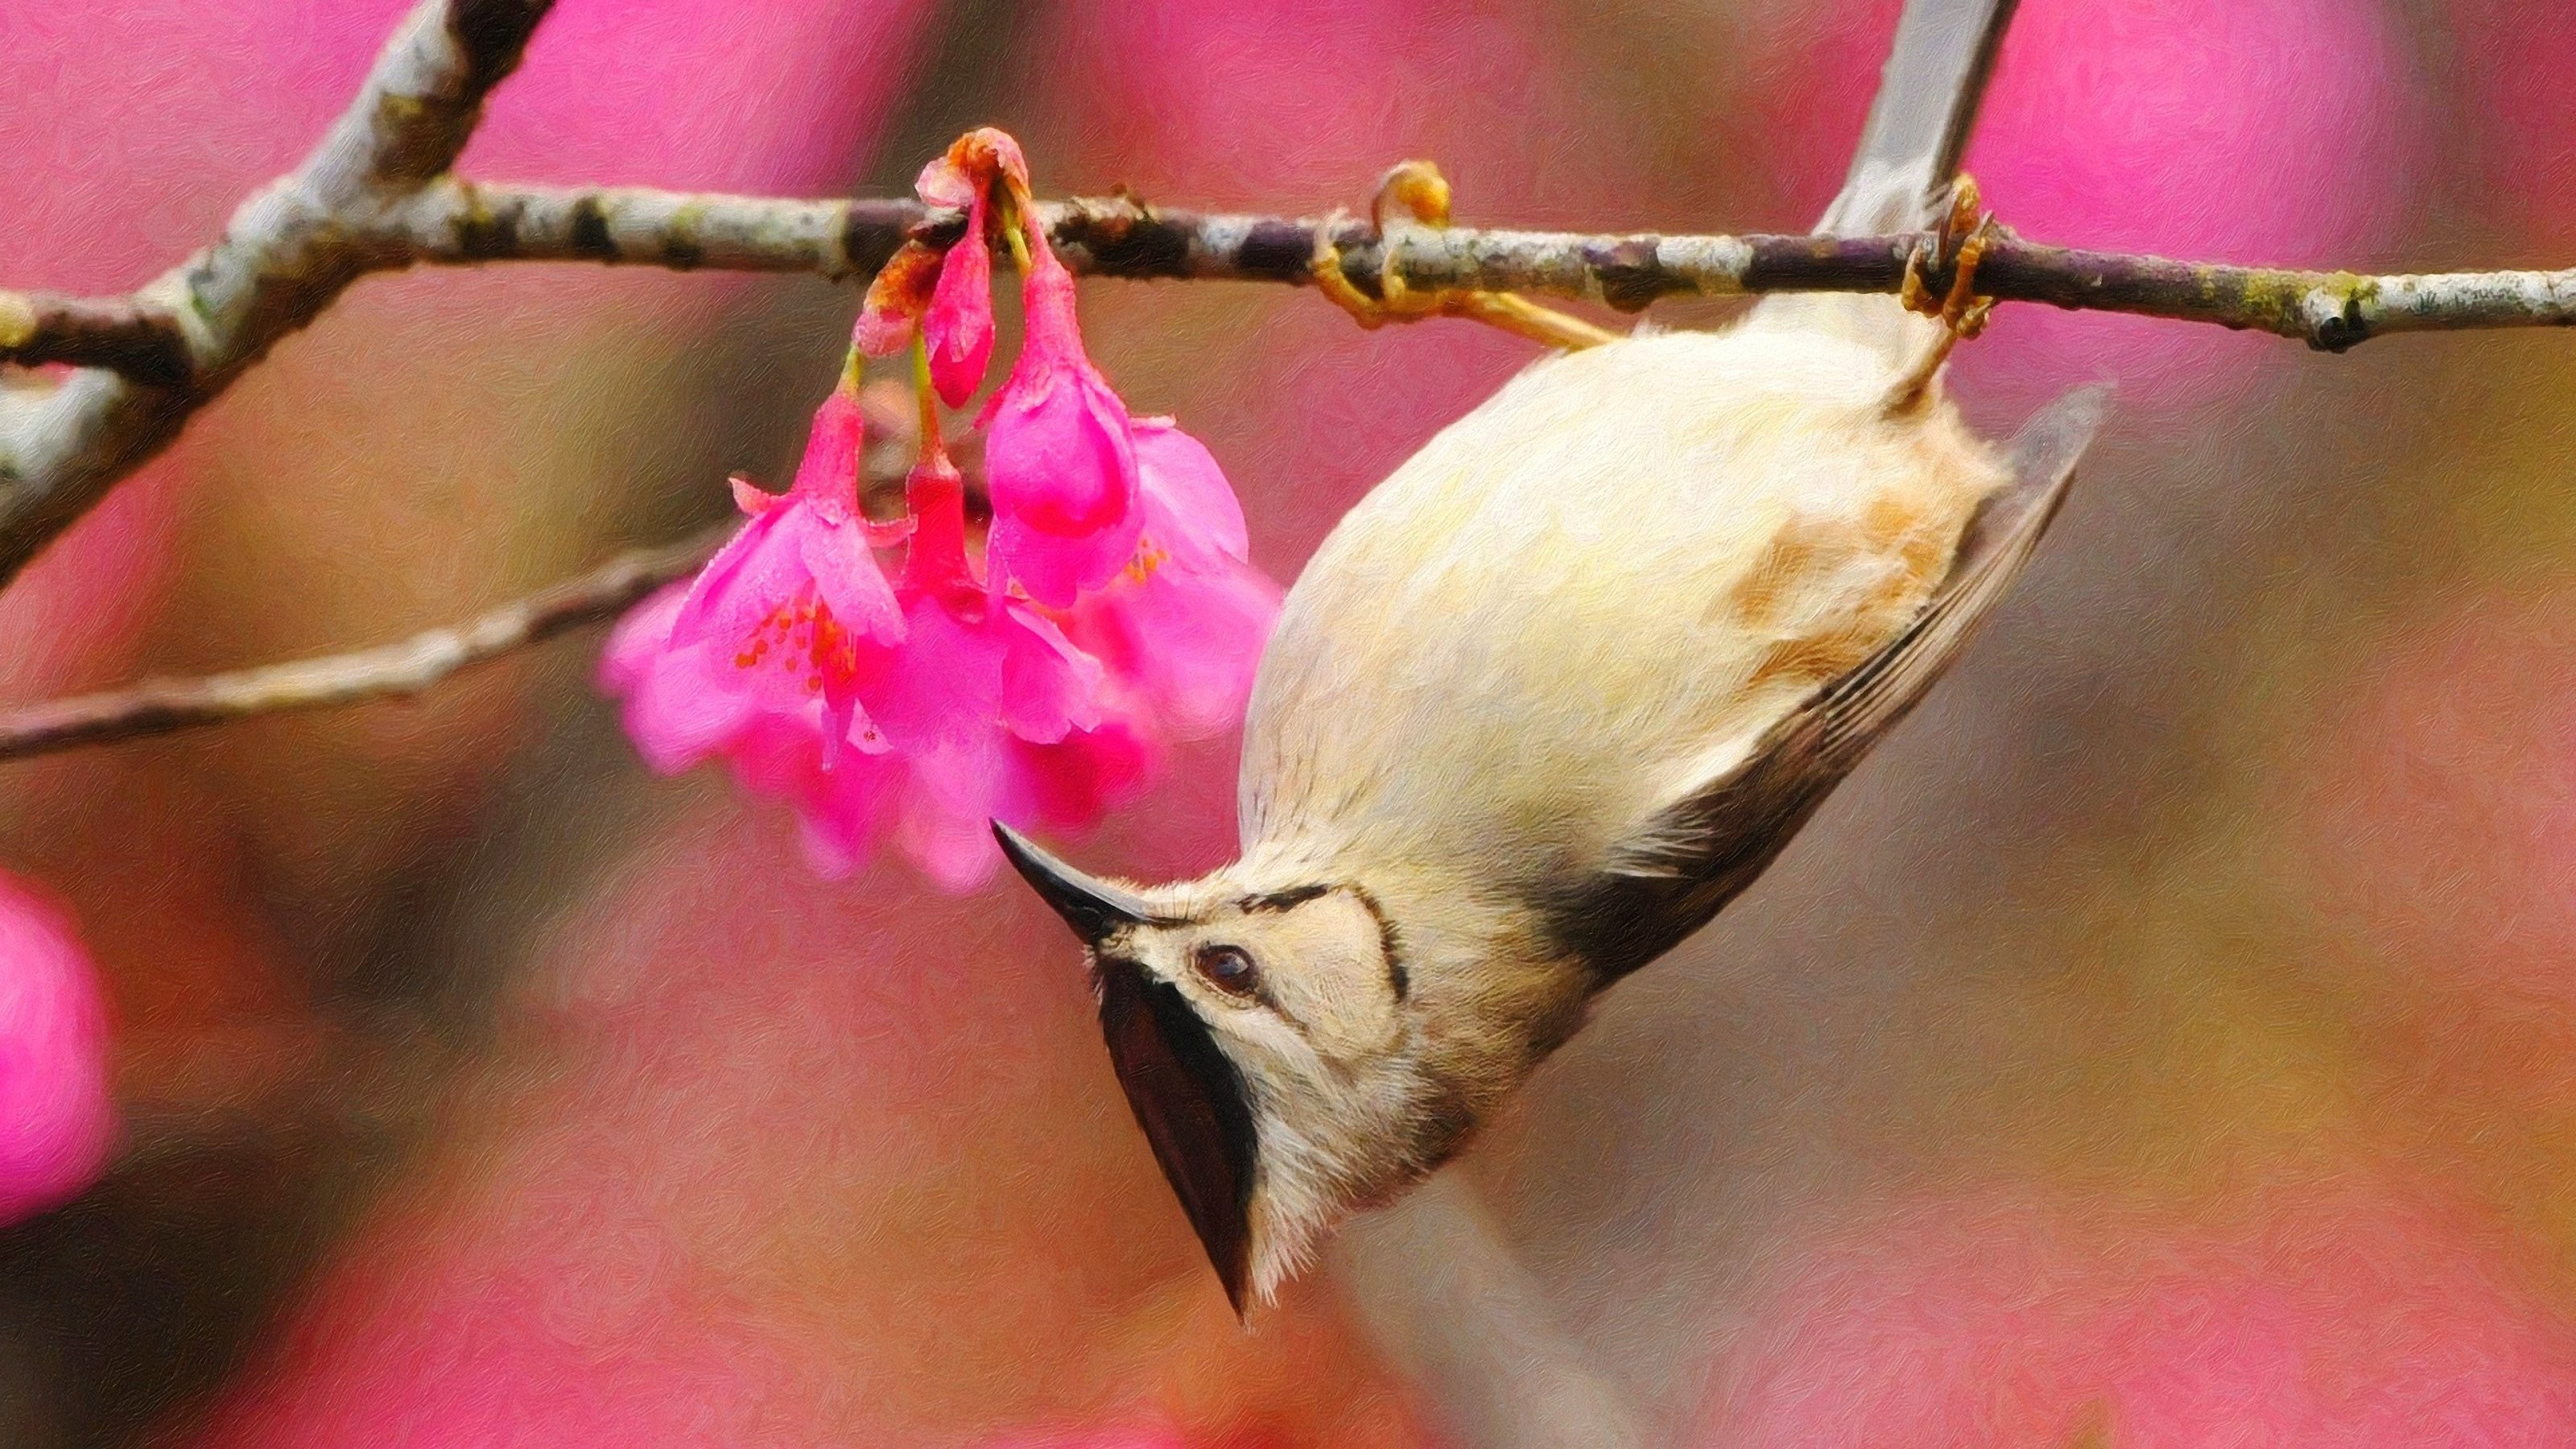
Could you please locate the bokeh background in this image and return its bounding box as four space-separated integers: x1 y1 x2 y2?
2 0 2574 1443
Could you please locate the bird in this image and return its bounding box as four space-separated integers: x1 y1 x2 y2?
996 0 2108 1315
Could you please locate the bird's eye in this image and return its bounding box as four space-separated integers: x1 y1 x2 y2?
1191 943 1261 1001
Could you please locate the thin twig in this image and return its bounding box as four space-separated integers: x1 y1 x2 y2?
0 529 721 762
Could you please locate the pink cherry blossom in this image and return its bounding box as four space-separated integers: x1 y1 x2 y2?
847 453 1143 888
913 138 1019 408
601 382 906 872
609 127 1278 891
980 239 1144 609
856 416 1269 890
606 573 899 882
663 386 905 762
869 454 1104 754
600 384 905 873
925 196 996 407
858 127 1026 369
0 870 114 1224
609 428 1181 890
1063 419 1281 737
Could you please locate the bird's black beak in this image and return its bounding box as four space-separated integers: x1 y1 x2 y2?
991 821 1158 942
1096 960 1258 1315
990 821 1257 1313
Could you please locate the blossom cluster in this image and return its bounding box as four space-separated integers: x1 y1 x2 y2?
604 130 1279 889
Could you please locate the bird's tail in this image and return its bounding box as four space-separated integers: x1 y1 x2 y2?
1750 0 2021 356
1817 0 2020 236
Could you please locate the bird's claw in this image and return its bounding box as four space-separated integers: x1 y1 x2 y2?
1309 206 1395 331
1899 173 1997 341
1310 160 1619 351
1885 174 2000 412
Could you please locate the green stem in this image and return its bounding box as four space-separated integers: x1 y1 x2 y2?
999 189 1034 274
910 336 947 465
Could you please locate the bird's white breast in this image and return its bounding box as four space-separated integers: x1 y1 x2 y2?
1239 324 2005 885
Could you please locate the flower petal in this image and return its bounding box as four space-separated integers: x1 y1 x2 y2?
779 745 901 880
1132 417 1249 567
984 378 1142 606
860 595 1006 751
667 505 796 649
997 601 1104 743
985 505 1145 611
914 153 977 211
1016 720 1158 835
601 583 768 774
893 736 1023 890
796 514 905 646
599 580 686 695
1069 559 1280 740
986 365 1137 533
787 388 866 514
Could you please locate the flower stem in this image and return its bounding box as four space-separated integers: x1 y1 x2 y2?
999 191 1035 275
911 336 948 465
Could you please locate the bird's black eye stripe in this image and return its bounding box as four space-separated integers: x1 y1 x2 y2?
1191 943 1261 1001
1236 884 1330 914
1348 884 1407 1001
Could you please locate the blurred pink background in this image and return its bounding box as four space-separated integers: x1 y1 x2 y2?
2 0 2574 1444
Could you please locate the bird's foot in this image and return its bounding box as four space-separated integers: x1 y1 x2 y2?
1889 174 1999 409
1311 160 1620 353
1900 173 1998 337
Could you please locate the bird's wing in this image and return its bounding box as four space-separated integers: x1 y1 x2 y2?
1540 385 2111 981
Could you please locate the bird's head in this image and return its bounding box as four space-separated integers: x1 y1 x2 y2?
993 822 1583 1311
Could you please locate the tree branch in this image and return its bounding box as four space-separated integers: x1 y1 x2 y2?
0 292 192 382
0 0 551 591
0 529 720 762
381 186 2574 353
16 180 2572 394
